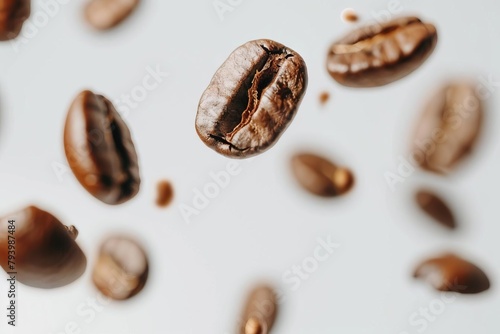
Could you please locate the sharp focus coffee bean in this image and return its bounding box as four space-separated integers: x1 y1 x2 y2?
0 206 87 289
92 235 148 300
0 0 30 41
415 189 456 229
414 253 490 294
239 285 278 334
196 39 308 158
291 152 354 197
84 0 139 30
326 16 437 87
64 90 141 205
412 82 483 174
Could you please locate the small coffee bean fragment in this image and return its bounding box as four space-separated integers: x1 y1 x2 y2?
0 206 87 289
319 91 330 105
0 0 30 41
64 90 141 205
84 0 140 30
415 189 456 229
92 236 148 300
291 153 354 197
156 180 174 208
414 253 490 294
412 82 483 174
239 285 278 334
341 8 359 23
196 39 308 158
326 16 437 87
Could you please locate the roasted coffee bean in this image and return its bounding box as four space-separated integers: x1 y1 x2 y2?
64 90 140 205
415 189 456 229
412 82 483 174
239 285 278 334
92 235 148 300
414 253 490 294
196 39 308 158
84 0 139 30
0 206 86 289
326 16 437 87
291 152 354 197
0 0 30 41
156 180 174 208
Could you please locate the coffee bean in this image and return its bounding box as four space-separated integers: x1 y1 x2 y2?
64 90 141 205
239 285 278 334
341 8 359 23
92 236 148 300
196 39 308 158
319 91 330 105
415 189 456 229
156 179 174 208
0 0 30 41
326 16 437 87
414 253 490 294
0 206 86 289
412 81 483 174
291 153 354 197
85 0 139 30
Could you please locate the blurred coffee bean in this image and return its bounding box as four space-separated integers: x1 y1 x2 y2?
327 16 437 87
196 39 308 158
415 189 456 229
85 0 139 30
239 285 278 334
92 236 148 300
412 82 483 174
0 0 30 41
0 206 86 288
414 253 490 294
156 180 174 208
64 90 141 205
291 152 354 197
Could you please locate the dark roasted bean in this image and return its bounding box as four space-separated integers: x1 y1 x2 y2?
414 253 490 294
291 152 354 197
64 90 141 205
0 206 86 289
196 39 308 158
415 189 456 229
326 16 437 87
0 0 30 41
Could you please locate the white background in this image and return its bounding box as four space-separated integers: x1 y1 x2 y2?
0 0 499 333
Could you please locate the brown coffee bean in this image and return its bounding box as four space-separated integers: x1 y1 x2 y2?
92 236 148 300
326 16 437 87
291 153 354 197
412 82 483 174
414 253 490 294
239 285 278 334
64 90 141 205
319 91 330 105
84 0 139 30
415 189 456 229
196 39 308 158
156 180 174 208
0 0 30 41
341 8 359 23
0 206 86 289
